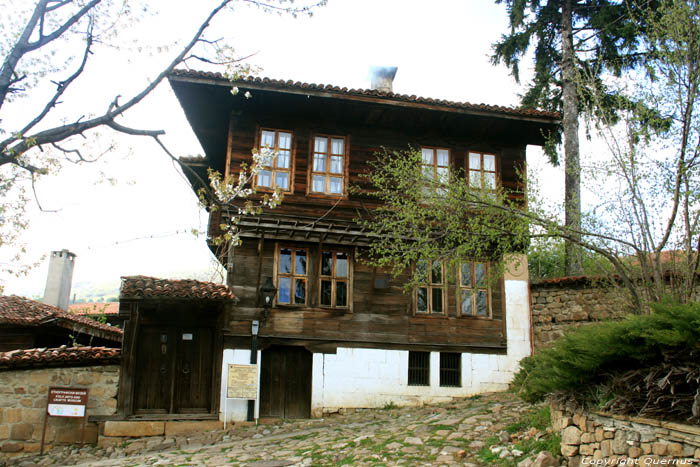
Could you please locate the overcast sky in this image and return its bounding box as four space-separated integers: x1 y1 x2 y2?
2 0 565 298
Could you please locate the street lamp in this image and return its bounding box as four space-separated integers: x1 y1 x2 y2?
259 276 277 326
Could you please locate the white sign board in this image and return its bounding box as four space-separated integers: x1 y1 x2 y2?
227 364 258 399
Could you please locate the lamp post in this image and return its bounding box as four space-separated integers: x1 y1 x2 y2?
259 276 276 327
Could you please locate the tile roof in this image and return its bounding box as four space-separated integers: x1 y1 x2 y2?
169 69 561 121
120 275 235 300
68 302 120 315
0 295 123 340
0 346 120 370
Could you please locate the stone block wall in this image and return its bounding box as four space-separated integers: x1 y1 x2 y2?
530 280 632 349
0 365 119 458
551 402 700 465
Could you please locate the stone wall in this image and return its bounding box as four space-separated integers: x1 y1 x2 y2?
551 402 700 466
0 365 119 458
530 280 632 349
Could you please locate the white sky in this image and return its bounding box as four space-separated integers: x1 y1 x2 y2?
2 0 566 298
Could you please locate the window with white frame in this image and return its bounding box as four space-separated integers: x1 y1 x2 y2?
459 262 491 317
257 129 292 191
311 135 346 195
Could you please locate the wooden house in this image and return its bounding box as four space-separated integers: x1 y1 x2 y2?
167 69 559 420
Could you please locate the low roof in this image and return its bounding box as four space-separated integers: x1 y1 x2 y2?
0 295 123 342
120 276 235 301
0 346 120 370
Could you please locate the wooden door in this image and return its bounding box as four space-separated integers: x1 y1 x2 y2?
134 326 174 413
260 346 312 418
174 327 214 413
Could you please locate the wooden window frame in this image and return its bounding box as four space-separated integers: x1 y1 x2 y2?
420 146 450 194
466 151 498 191
307 134 349 198
407 351 430 386
458 261 492 318
255 128 295 193
274 245 309 306
318 248 353 309
439 352 461 387
414 260 447 316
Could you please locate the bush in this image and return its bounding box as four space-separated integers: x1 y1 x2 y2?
513 301 700 403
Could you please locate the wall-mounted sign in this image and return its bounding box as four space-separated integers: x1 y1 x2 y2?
41 387 89 455
227 364 258 399
182 333 193 340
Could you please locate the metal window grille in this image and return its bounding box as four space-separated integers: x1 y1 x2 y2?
408 351 430 386
440 352 461 387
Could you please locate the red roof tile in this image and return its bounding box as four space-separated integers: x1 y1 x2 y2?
68 302 120 315
0 295 123 340
0 346 120 370
120 276 235 300
169 69 561 121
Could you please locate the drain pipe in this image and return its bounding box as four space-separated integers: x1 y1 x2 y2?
247 320 259 422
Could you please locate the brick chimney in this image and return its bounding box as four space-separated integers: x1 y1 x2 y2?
42 249 76 311
369 66 398 93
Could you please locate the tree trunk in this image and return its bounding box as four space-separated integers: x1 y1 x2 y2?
561 0 583 276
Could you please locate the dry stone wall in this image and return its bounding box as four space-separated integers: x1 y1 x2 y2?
0 365 119 459
551 402 700 466
530 280 632 349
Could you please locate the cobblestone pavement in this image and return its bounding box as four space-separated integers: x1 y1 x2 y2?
9 392 553 467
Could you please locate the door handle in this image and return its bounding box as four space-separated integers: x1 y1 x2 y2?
160 364 167 375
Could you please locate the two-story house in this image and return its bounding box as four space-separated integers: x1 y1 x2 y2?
166 68 559 421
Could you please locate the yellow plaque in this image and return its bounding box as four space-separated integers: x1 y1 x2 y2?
227 364 258 399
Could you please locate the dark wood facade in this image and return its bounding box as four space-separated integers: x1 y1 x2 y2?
169 71 559 356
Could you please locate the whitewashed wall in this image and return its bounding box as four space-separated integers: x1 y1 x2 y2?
219 348 261 423
219 276 532 421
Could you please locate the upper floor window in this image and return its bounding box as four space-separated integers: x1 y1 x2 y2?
320 249 350 308
459 262 490 317
311 135 346 195
467 151 497 190
415 260 446 315
257 129 292 191
276 246 308 305
421 147 449 190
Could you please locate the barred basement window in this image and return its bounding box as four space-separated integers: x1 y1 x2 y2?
408 351 429 386
439 352 461 387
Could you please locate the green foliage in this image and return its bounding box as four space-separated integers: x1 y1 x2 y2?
513 302 700 402
505 406 551 433
528 238 612 280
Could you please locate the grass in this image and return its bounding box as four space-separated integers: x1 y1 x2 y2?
382 401 398 410
505 406 551 433
290 431 317 441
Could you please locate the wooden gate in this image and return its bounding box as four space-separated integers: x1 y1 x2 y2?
259 346 312 418
133 326 214 414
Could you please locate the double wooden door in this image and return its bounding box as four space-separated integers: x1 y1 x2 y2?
259 346 312 418
134 326 214 414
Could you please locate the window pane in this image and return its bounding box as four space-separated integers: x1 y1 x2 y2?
278 132 292 150
422 165 435 180
295 250 307 275
312 175 326 193
475 263 485 286
437 167 449 183
331 138 344 155
461 290 473 315
330 155 343 174
469 152 481 170
417 260 428 283
417 287 428 312
431 262 442 284
469 171 481 188
432 287 443 313
261 130 275 148
437 149 449 167
321 251 332 276
275 172 289 190
258 170 272 187
485 172 496 189
484 154 496 171
294 279 306 304
278 277 291 304
421 148 433 165
336 281 347 307
329 177 343 194
279 248 291 273
276 150 290 169
336 252 348 277
320 280 332 306
313 154 326 172
314 136 327 153
476 291 488 316
461 263 472 286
